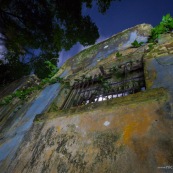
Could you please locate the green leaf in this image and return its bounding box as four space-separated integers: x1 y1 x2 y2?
131 40 144 48
149 14 173 43
116 52 122 57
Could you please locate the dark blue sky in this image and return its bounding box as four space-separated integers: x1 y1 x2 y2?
58 0 173 66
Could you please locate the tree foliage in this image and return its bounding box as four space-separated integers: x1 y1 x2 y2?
0 0 118 83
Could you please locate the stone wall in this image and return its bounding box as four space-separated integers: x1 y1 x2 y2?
144 39 173 118
6 88 173 173
55 24 152 80
1 24 173 173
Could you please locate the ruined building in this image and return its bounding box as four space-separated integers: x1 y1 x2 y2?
0 24 173 173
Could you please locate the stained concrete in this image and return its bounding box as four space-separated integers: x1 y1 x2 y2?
1 24 173 173
55 24 152 79
6 88 173 173
0 83 61 171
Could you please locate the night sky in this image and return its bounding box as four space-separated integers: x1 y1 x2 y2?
58 0 173 66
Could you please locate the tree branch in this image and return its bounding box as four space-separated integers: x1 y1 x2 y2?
1 9 26 27
1 9 23 20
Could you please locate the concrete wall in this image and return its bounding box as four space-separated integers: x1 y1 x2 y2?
0 83 61 171
144 39 173 118
1 25 173 173
55 24 152 80
6 88 173 173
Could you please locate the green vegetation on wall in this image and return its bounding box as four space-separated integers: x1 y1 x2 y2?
0 61 69 106
149 14 173 43
131 40 144 48
116 52 123 58
1 14 173 107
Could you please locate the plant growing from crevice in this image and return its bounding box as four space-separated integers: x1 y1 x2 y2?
147 43 154 51
0 84 43 106
116 51 122 58
0 61 66 106
148 14 173 43
98 75 111 92
74 75 92 84
109 66 124 79
131 40 144 48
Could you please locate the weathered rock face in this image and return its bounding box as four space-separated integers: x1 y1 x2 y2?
6 89 172 173
1 24 173 173
0 82 61 171
55 24 152 79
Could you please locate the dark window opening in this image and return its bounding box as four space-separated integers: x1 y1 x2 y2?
60 59 145 110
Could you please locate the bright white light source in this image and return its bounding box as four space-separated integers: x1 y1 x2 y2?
104 45 108 49
104 121 110 126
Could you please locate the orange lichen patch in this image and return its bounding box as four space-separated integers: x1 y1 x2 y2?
123 117 151 146
76 90 165 134
123 121 138 145
56 126 61 133
122 105 158 146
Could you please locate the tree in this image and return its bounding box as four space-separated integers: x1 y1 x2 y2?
0 60 30 87
0 0 118 83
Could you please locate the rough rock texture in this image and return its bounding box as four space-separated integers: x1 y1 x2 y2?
55 24 152 79
0 83 61 171
144 41 173 118
1 24 173 173
6 88 172 173
53 24 153 109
